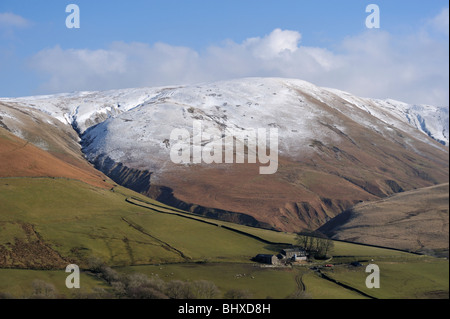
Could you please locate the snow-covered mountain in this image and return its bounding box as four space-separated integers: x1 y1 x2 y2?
2 78 448 147
1 78 448 231
325 88 449 147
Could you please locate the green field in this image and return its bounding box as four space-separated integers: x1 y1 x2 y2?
0 268 107 299
0 177 448 299
321 258 449 299
117 263 300 299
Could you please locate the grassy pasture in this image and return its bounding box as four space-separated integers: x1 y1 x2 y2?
0 178 281 267
117 263 299 299
321 258 449 299
0 268 107 298
0 177 448 299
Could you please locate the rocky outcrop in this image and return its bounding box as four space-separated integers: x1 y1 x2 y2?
145 185 274 229
90 155 152 193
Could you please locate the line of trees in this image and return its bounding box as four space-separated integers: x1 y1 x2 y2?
295 231 334 259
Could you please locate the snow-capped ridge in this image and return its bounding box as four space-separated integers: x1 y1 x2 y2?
323 87 449 146
1 77 448 147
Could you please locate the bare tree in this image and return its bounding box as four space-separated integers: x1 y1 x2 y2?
31 280 58 299
165 280 195 299
191 280 220 299
123 273 169 299
296 231 334 258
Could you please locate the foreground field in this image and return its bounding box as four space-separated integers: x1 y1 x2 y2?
0 177 448 299
1 256 446 299
0 268 107 299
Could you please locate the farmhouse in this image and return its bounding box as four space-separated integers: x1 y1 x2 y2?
281 247 307 261
253 247 309 265
253 254 279 265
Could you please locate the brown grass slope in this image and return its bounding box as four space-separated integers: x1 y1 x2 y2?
0 102 112 188
0 126 110 188
0 102 111 183
319 183 449 257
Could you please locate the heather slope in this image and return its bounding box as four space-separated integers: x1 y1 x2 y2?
0 127 110 189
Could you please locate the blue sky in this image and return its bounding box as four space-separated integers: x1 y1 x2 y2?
0 1 448 106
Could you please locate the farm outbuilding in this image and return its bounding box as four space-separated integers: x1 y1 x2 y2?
253 254 279 265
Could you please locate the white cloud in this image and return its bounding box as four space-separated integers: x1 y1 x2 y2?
29 15 449 107
429 7 449 35
30 42 203 93
243 28 301 59
0 12 30 28
30 45 128 92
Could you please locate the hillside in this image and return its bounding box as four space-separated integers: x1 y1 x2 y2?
0 127 110 189
0 177 286 269
319 183 449 257
1 78 448 232
0 121 291 273
0 102 111 188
